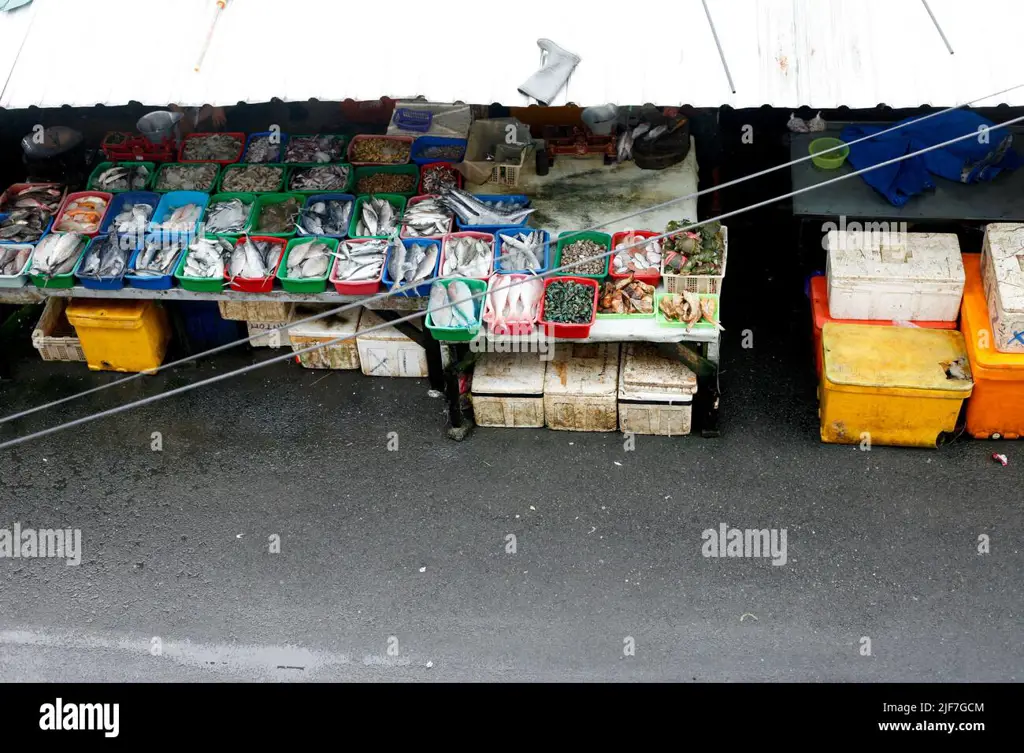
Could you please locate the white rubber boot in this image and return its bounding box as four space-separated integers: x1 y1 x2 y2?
518 39 581 106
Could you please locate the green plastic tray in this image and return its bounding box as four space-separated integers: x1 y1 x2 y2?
173 247 227 292
250 193 304 238
425 277 486 342
285 163 355 194
277 237 337 293
352 165 419 197
555 231 611 280
217 163 287 194
87 161 156 192
202 192 256 237
348 194 407 239
654 292 721 329
153 162 221 193
29 243 89 289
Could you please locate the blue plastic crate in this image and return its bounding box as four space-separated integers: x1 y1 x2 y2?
125 234 186 290
410 136 468 165
455 194 531 233
174 301 245 350
149 190 209 241
243 131 290 163
300 193 355 239
0 212 53 245
98 191 160 240
494 228 550 275
382 238 441 297
72 233 138 290
394 108 432 133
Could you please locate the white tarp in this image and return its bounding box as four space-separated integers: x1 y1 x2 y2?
0 0 1021 110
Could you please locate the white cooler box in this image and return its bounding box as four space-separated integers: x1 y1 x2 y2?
288 305 361 369
471 353 546 428
826 230 964 321
356 309 428 378
618 344 697 435
544 344 619 432
981 223 1024 353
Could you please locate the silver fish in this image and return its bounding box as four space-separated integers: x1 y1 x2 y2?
497 230 544 271
133 238 183 276
228 238 281 279
28 233 87 276
285 240 331 279
113 202 155 235
439 187 535 226
78 235 129 278
298 200 351 236
333 239 387 281
401 198 452 238
94 164 150 191
388 241 437 287
354 196 402 237
442 236 491 277
0 244 32 276
205 198 251 234
183 236 232 278
156 203 202 233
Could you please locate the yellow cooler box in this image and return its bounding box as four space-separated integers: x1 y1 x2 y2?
65 299 171 373
819 322 973 448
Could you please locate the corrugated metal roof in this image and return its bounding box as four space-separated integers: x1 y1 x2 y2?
0 0 1021 110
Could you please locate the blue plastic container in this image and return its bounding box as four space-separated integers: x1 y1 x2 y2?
243 131 290 163
494 228 550 275
125 234 186 290
455 194 531 233
382 238 441 297
174 301 246 350
149 190 209 241
72 233 138 290
98 191 160 238
411 136 468 165
394 109 432 133
0 212 53 245
300 193 355 239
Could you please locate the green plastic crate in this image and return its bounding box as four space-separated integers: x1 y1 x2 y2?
425 277 487 342
352 165 419 197
217 163 286 194
653 292 721 329
285 163 355 194
250 193 304 238
277 237 337 293
348 194 407 239
153 162 221 193
29 241 90 289
202 192 257 237
173 245 228 292
555 231 611 280
87 161 156 192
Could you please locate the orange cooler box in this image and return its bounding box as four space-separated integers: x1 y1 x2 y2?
810 275 956 378
65 299 170 373
961 253 1024 439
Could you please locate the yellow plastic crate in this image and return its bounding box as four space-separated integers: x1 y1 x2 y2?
65 299 170 374
820 323 973 448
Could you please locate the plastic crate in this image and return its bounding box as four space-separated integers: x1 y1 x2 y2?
174 301 245 350
250 193 304 238
102 132 176 162
31 298 85 362
277 236 337 293
283 134 349 164
178 132 246 164
439 231 494 279
538 276 599 339
400 194 452 239
225 236 286 292
149 190 210 241
455 194 531 232
382 238 440 297
99 191 160 238
285 163 354 194
201 192 257 237
482 274 544 336
29 236 90 289
174 239 233 293
52 191 113 237
329 238 388 295
418 162 464 195
554 231 611 280
352 165 418 196
425 277 486 341
411 137 467 165
243 131 289 163
654 292 721 330
72 234 136 290
348 194 406 239
153 162 221 193
347 135 414 166
394 109 433 133
662 225 728 295
125 235 187 290
300 193 355 239
609 230 662 285
87 161 156 192
217 163 287 193
494 228 550 275
0 243 34 288
0 182 64 212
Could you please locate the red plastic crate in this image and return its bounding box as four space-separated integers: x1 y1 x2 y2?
482 274 543 336
418 162 464 194
0 181 65 211
440 231 494 279
178 132 246 165
225 236 286 292
538 276 599 339
102 132 176 162
609 230 662 285
52 191 114 237
330 238 386 295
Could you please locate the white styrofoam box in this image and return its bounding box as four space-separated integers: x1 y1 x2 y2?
617 344 697 436
981 223 1024 353
471 352 546 428
544 343 619 432
356 309 428 378
220 300 292 322
826 230 964 321
247 319 291 348
287 305 361 370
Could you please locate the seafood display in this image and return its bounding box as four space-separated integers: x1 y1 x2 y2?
110 202 154 235
612 232 662 275
181 133 242 162
439 187 534 227
401 198 452 238
92 164 151 191
428 280 477 328
285 135 346 164
388 241 438 287
663 219 725 276
419 144 465 161
154 204 202 233
298 199 352 236
204 198 252 234
284 240 332 279
354 171 415 194
333 239 388 282
485 275 542 330
0 184 63 243
54 195 109 234
497 231 545 272
0 244 32 276
244 134 284 163
155 163 219 192
28 233 88 276
558 238 606 275
221 165 284 192
350 137 411 165
253 197 300 234
598 277 655 314
420 164 460 194
228 237 283 279
542 280 595 323
182 237 233 278
354 196 402 237
442 236 491 277
78 234 130 279
289 165 350 192
133 238 185 276
658 291 722 330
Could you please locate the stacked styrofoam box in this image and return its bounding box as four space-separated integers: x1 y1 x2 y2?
543 344 619 431
356 309 428 378
471 352 546 428
980 223 1024 353
617 344 698 435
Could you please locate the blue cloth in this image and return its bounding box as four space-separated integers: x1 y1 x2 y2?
840 112 1023 207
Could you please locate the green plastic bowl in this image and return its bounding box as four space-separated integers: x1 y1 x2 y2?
809 138 849 169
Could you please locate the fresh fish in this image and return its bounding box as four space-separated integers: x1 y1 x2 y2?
229 238 281 279
284 135 346 164
113 202 154 235
442 235 491 277
254 198 300 235
332 239 387 282
428 283 453 327
497 230 544 271
388 241 437 288
155 163 219 192
420 165 460 195
289 165 350 192
401 198 452 238
0 244 32 277
244 134 284 163
182 236 233 279
221 165 284 193
447 280 476 326
427 280 476 328
298 200 351 236
132 237 184 276
204 198 251 234
285 240 331 279
354 196 401 237
78 234 129 279
439 187 535 227
94 164 151 191
28 233 88 276
55 195 108 234
181 133 242 162
156 203 202 233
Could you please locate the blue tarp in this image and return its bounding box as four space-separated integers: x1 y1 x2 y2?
841 112 1023 207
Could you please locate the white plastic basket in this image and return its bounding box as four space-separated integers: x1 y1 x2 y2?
32 298 85 362
662 225 727 295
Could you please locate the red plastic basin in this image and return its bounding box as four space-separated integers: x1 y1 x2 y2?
538 276 599 339
330 238 387 295
225 236 286 292
609 229 662 285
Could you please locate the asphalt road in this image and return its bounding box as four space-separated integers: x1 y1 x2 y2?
0 302 1021 683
